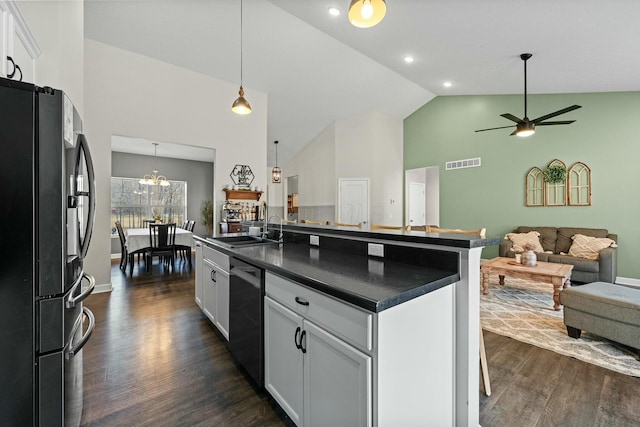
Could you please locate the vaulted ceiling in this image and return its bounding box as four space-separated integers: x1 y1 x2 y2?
85 0 640 165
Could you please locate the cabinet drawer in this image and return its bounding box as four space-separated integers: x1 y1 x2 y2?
266 272 373 352
203 244 229 271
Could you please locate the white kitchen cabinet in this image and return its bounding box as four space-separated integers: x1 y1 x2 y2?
194 241 203 308
265 276 372 427
195 241 230 341
265 270 455 426
202 259 216 323
264 297 303 426
213 262 229 340
0 1 40 81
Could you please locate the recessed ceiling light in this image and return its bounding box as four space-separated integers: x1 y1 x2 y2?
443 81 453 88
328 7 341 16
403 56 414 64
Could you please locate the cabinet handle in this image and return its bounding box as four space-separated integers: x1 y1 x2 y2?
295 297 309 306
211 269 217 282
300 330 307 354
6 56 16 79
294 326 302 350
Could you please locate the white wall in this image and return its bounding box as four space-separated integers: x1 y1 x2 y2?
17 0 84 115
84 39 267 288
284 123 336 206
284 111 403 226
335 111 403 225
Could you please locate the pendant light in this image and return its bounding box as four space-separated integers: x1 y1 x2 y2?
348 0 386 28
272 140 282 184
232 0 252 115
139 143 170 187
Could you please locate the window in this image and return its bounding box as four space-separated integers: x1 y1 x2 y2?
111 177 187 234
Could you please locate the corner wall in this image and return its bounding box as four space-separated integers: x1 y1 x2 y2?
84 39 267 288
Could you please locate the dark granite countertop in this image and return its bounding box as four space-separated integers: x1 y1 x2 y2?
195 236 460 313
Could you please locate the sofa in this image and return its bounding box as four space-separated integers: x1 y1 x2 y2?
499 226 617 284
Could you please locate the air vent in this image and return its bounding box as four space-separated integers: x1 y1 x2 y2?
446 157 481 171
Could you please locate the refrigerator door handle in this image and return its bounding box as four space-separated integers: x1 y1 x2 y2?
66 307 95 360
66 272 95 308
74 134 96 259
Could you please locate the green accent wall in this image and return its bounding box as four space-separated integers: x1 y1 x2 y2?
404 92 640 280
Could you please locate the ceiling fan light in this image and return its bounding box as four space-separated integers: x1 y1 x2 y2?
232 86 252 115
516 122 535 137
348 0 386 28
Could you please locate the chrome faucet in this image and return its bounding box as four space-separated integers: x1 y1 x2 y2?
264 215 284 244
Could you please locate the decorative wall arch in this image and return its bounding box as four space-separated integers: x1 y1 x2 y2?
568 162 592 206
545 159 567 206
526 167 544 206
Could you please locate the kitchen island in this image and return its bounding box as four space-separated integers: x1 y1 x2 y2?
194 224 499 427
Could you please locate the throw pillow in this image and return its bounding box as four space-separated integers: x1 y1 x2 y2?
505 231 544 253
568 234 617 260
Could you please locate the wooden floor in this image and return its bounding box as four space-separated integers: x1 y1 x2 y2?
81 259 640 426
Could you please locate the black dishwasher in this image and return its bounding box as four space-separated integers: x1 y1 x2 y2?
229 257 264 386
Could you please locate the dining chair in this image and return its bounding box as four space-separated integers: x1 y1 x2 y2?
182 220 189 229
371 224 404 231
176 220 195 269
146 223 177 273
115 221 127 272
334 221 362 228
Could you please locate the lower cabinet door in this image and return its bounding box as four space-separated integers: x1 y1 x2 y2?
264 297 304 426
202 259 216 323
194 243 203 308
215 268 229 340
303 320 372 427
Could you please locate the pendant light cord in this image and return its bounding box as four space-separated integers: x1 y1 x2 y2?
240 0 244 86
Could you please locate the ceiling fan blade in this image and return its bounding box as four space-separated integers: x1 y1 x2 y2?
532 105 582 123
500 113 524 123
510 129 518 136
536 120 576 126
475 125 516 133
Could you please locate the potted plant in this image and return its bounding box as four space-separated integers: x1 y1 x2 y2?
152 208 162 223
543 164 567 184
201 199 214 235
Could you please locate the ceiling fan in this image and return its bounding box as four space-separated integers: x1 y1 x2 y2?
475 53 581 137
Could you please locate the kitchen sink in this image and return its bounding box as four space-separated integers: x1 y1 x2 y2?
207 235 279 248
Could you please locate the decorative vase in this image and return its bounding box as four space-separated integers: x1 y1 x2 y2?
522 250 537 266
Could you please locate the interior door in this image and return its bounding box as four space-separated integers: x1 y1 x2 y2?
408 182 426 226
338 179 369 225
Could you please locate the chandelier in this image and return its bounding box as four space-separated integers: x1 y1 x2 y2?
139 143 170 187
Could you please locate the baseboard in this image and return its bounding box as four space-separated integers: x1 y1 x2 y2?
111 253 120 259
94 282 113 293
615 276 640 288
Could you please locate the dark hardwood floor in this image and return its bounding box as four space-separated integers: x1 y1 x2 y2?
81 259 639 426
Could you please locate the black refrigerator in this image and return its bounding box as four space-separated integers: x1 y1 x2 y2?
0 77 96 426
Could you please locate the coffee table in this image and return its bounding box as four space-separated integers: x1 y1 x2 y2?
480 257 573 311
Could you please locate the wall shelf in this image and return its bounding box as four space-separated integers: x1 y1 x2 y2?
225 189 263 201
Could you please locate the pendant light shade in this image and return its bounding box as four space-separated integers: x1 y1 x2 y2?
232 86 252 115
272 140 282 184
348 0 386 28
232 0 251 115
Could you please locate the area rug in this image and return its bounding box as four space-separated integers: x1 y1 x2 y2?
480 276 640 377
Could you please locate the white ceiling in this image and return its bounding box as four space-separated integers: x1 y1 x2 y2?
85 0 640 166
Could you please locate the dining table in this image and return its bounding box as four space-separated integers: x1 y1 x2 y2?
125 227 194 254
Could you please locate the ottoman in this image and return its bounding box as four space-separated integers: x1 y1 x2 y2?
559 281 640 352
